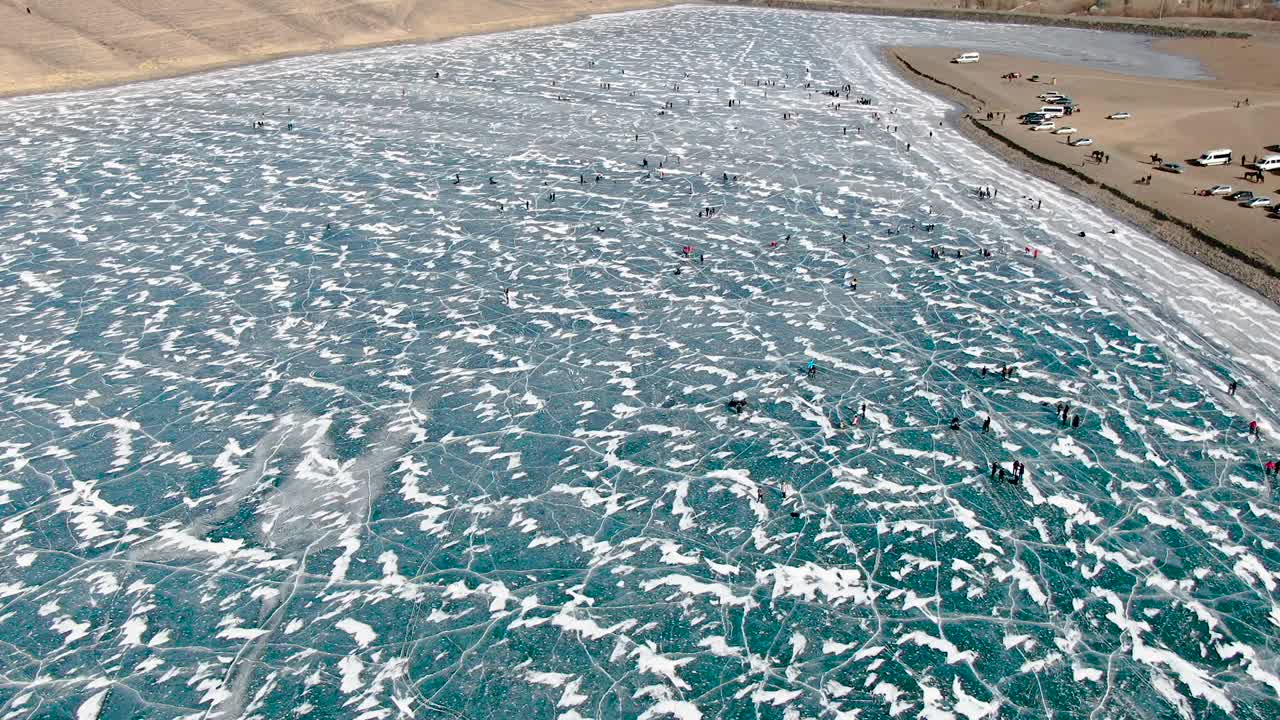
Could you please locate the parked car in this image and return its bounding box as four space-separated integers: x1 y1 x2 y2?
1251 155 1280 171
1241 197 1274 208
1030 121 1056 131
1107 112 1132 120
1227 190 1255 201
1206 184 1232 196
1193 148 1233 166
1069 137 1094 147
1052 127 1077 135
1021 114 1046 125
1037 92 1064 101
1160 162 1184 173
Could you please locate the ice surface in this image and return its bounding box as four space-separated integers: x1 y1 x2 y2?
0 5 1278 719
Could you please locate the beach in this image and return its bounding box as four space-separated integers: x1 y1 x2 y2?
0 0 674 98
891 44 1280 301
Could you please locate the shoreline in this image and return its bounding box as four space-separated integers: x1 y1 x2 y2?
4 1 1273 101
887 49 1280 304
707 0 1256 38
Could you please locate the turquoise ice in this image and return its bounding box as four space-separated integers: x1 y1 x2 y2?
0 6 1278 719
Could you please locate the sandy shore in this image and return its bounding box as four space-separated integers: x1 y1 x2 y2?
890 46 1280 303
0 0 674 98
5 1 1278 100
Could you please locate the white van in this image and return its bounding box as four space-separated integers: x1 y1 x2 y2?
1253 155 1280 171
1039 106 1066 118
951 52 980 64
1194 148 1233 166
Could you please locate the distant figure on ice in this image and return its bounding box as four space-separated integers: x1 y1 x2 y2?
806 360 817 378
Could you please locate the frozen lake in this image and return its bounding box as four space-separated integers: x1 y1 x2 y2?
1 6 1279 719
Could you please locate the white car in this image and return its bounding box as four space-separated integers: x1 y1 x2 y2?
1107 112 1132 120
1038 93 1064 101
1207 184 1232 196
1242 197 1274 208
1030 122 1056 132
1069 137 1094 146
1052 127 1077 135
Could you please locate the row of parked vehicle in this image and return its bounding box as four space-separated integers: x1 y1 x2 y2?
1199 185 1275 209
1163 149 1280 211
1018 90 1129 147
1198 185 1277 209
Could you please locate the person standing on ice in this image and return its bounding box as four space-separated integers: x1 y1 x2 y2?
806 360 817 378
1229 380 1238 396
982 417 992 433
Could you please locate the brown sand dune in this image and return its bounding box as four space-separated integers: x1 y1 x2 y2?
0 0 673 97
